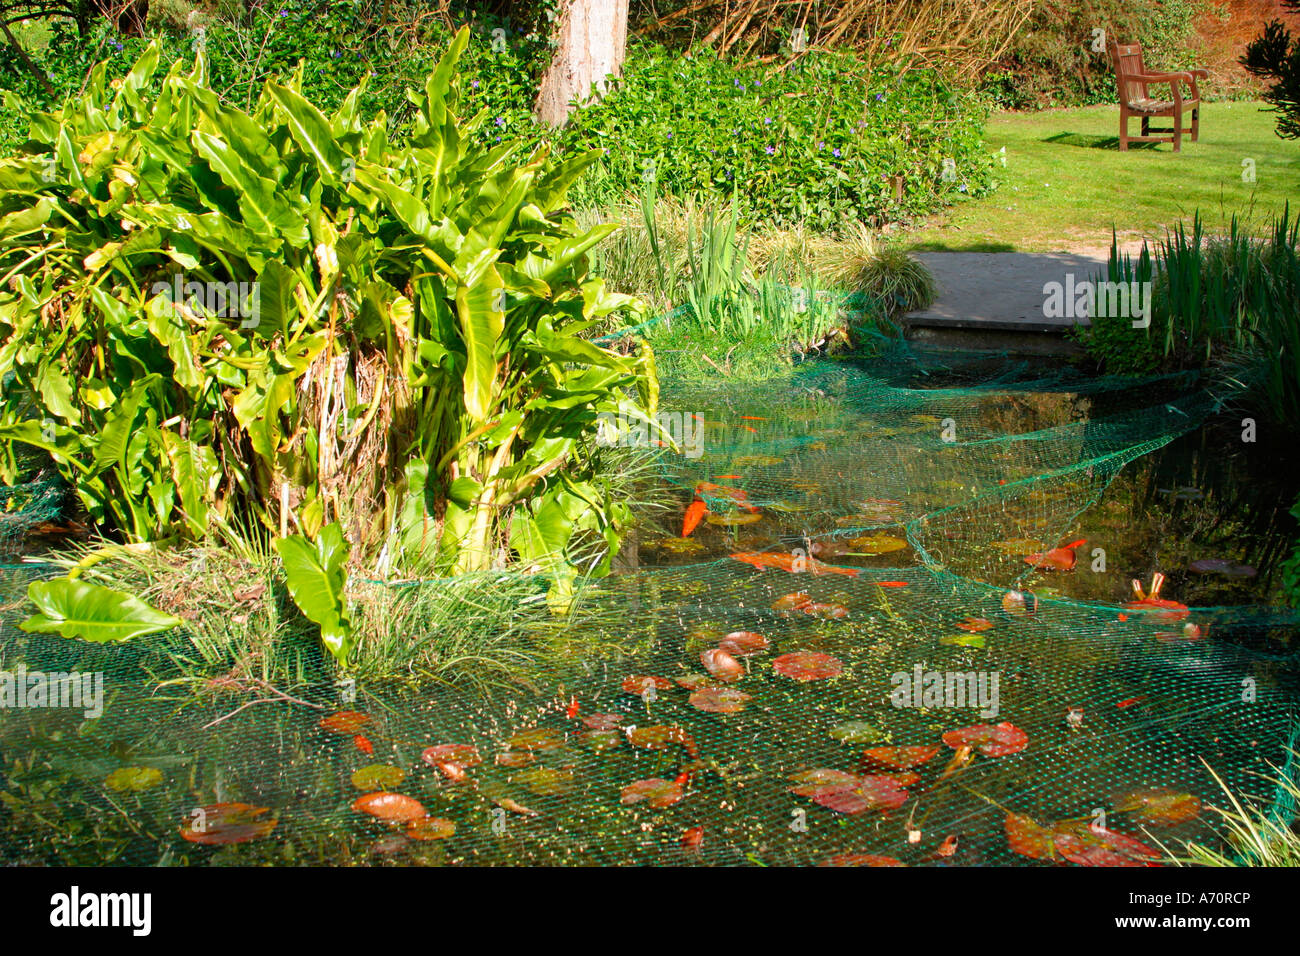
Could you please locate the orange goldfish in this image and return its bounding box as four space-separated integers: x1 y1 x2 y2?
730 551 861 577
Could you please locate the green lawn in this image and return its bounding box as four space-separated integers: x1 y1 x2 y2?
902 102 1300 252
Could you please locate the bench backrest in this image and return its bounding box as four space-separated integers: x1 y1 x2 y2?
1109 41 1147 106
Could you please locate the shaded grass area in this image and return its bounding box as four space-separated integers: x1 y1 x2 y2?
903 102 1300 252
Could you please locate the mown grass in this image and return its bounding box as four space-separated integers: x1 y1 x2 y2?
903 102 1300 252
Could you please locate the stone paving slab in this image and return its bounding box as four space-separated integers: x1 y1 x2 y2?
905 252 1114 331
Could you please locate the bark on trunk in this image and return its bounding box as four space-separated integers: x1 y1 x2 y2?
533 0 629 128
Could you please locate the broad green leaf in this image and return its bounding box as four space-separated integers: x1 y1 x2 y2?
274 522 353 665
22 579 182 643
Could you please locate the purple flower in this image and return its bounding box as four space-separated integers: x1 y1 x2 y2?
876 93 885 101
331 51 340 58
494 116 505 126
765 145 775 155
764 117 772 125
278 8 287 16
113 41 123 51
472 80 479 88
833 148 841 158
753 80 761 87
666 131 673 138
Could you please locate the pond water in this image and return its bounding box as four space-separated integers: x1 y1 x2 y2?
1 350 1297 866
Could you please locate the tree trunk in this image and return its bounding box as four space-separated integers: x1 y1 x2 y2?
533 0 629 128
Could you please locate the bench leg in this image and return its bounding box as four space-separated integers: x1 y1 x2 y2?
1191 106 1199 142
1173 112 1182 152
1119 113 1129 151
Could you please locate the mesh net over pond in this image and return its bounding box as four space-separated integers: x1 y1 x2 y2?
1 341 1297 866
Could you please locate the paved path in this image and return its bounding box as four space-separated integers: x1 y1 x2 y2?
905 252 1112 332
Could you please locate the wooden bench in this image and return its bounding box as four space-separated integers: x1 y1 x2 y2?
1109 40 1208 151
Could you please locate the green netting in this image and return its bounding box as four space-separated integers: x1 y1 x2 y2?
0 449 65 551
0 339 1296 866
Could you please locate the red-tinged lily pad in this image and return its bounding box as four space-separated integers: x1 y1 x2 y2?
421 744 482 770
406 816 456 840
320 710 371 735
718 631 770 656
688 687 751 713
626 725 698 756
181 803 276 845
1053 824 1161 867
495 750 536 768
1005 812 1060 861
822 853 906 867
956 616 994 633
1188 558 1256 578
772 592 813 612
847 534 908 556
352 792 427 823
861 745 940 771
622 675 674 695
351 764 407 791
676 673 722 691
1114 788 1202 825
941 721 1028 757
772 651 844 681
700 647 744 682
620 776 686 808
1123 598 1190 621
582 713 626 730
788 769 909 814
505 727 565 752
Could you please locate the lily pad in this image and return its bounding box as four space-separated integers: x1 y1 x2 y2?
1114 788 1202 825
406 816 456 840
582 713 626 730
688 687 751 713
821 853 906 867
513 765 575 797
351 792 427 823
351 764 407 791
940 633 986 648
579 728 623 751
801 602 849 619
789 769 909 813
621 675 674 696
718 630 769 656
621 776 686 808
773 651 844 681
706 512 763 527
941 722 1028 757
421 744 482 770
105 766 163 792
626 725 698 756
505 727 565 752
1053 823 1161 867
772 592 813 612
955 616 994 632
495 751 536 768
847 534 909 555
829 720 889 745
700 647 744 682
181 803 276 845
1005 812 1060 861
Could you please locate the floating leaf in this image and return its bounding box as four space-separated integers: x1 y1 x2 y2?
688 687 751 713
1005 812 1061 861
352 792 427 823
801 602 849 619
582 713 625 730
860 745 940 771
848 534 908 555
621 675 674 695
676 673 721 690
772 592 812 612
105 766 163 792
320 710 372 735
505 727 565 752
181 803 276 845
1053 823 1161 867
706 512 762 527
351 764 406 791
700 647 744 682
579 729 623 752
940 633 986 648
514 765 576 796
421 744 482 769
496 750 535 767
406 816 456 840
620 776 686 808
718 630 769 656
626 724 698 756
773 651 843 681
830 720 888 745
956 616 994 632
941 722 1028 757
789 769 909 813
1114 788 1202 825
